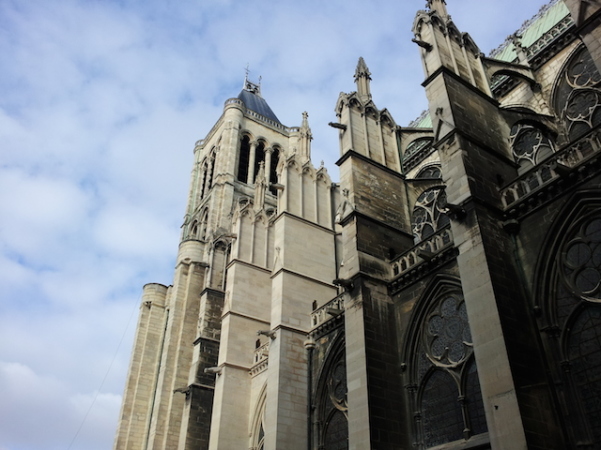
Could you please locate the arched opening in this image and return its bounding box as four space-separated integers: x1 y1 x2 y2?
237 135 251 182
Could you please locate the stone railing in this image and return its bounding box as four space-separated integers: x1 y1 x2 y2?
391 227 453 277
501 128 601 208
249 341 270 377
311 294 345 329
253 340 270 364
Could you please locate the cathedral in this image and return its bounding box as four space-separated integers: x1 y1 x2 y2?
113 0 601 448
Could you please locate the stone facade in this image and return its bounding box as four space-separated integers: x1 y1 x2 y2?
114 1 601 449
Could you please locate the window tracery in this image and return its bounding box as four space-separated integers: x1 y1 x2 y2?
561 217 601 301
412 188 450 242
407 285 487 448
509 123 555 168
405 138 433 159
316 340 348 450
554 47 601 141
416 164 442 179
538 203 601 447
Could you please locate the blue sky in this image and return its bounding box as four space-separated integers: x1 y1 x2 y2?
0 1 553 449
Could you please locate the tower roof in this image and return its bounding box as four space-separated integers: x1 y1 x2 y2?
237 76 281 123
237 89 281 123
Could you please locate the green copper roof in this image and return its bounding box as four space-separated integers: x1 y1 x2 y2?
414 113 433 128
491 0 570 62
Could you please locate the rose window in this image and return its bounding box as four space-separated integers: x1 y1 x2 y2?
425 295 472 366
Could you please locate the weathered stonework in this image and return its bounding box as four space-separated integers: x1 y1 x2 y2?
114 2 601 449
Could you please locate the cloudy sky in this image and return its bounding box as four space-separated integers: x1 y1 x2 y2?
0 0 555 449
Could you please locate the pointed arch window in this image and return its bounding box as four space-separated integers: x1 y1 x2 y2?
250 386 267 450
537 204 601 446
315 338 348 450
407 287 487 448
554 46 601 142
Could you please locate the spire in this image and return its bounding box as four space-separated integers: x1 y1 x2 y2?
426 0 449 19
354 57 372 100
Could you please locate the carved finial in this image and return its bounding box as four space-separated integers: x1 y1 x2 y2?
302 111 309 126
354 57 372 100
510 33 529 65
300 112 312 162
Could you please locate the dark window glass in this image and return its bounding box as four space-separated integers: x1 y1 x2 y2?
422 370 464 447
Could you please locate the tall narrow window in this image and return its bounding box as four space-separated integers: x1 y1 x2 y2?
238 136 251 182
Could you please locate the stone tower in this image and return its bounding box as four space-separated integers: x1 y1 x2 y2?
113 75 338 450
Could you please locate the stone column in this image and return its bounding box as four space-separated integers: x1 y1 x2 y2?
247 141 258 185
264 147 273 185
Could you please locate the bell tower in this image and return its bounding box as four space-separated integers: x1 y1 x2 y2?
114 73 339 450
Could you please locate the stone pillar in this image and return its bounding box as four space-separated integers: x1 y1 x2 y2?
264 147 273 185
248 141 258 185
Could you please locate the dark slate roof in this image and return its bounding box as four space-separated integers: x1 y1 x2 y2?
237 89 281 123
